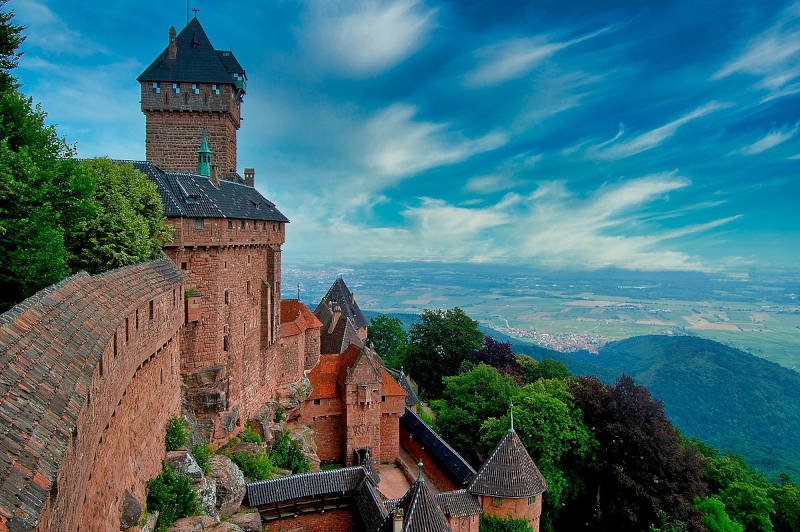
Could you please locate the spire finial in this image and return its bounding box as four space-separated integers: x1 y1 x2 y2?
417 459 425 482
197 129 212 177
510 400 515 432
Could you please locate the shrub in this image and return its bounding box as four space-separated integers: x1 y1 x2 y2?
146 465 199 531
232 450 274 481
271 431 311 474
273 406 285 423
240 424 262 444
191 444 212 475
479 515 534 532
165 416 189 451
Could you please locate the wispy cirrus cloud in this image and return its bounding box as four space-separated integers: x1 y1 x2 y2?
712 4 800 100
364 103 507 177
585 102 726 160
465 25 614 87
731 123 799 156
300 0 436 77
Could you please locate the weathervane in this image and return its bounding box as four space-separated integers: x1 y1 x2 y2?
510 401 515 432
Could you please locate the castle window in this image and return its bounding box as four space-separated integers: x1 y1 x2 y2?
241 220 246 230
135 309 139 329
160 368 163 385
246 281 251 295
492 497 502 507
212 84 220 94
173 288 176 307
273 224 277 231
113 331 118 358
243 323 247 336
313 399 321 405
192 83 199 94
194 217 204 230
253 222 259 231
223 336 229 351
224 290 229 305
228 219 233 229
181 262 187 270
247 255 250 264
152 82 160 94
172 83 180 94
125 318 129 343
381 395 386 402
528 496 536 505
263 222 268 230
149 300 154 320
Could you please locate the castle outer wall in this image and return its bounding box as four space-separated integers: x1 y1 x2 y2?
0 258 184 531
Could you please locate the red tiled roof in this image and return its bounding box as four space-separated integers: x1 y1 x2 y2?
279 299 322 338
381 369 407 397
307 354 341 400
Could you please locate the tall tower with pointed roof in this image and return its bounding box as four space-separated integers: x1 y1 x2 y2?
138 16 246 177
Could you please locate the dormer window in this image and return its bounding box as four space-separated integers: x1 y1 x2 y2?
212 84 220 95
192 83 199 94
152 82 160 94
172 83 180 94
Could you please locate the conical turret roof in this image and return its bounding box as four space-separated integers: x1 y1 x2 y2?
386 473 452 532
468 429 547 498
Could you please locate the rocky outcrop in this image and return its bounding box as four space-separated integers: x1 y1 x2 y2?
165 450 204 482
207 455 246 518
226 511 262 532
167 515 218 531
119 491 142 529
192 475 219 522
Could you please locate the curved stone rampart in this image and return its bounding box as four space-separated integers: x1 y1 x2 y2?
0 257 184 531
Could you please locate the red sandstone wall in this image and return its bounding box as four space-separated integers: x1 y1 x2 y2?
39 268 183 531
447 513 480 532
344 359 382 466
141 82 240 174
264 508 355 532
301 397 346 463
164 217 286 444
399 426 457 492
478 494 542 532
304 328 321 370
278 333 305 386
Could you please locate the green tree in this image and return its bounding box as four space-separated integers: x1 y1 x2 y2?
405 307 484 397
146 465 199 531
719 482 774 532
0 89 94 310
0 0 25 90
481 378 594 529
367 314 408 368
694 497 744 532
518 356 571 384
769 478 800 532
69 158 171 273
431 364 517 466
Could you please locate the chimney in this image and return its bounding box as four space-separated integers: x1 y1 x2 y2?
328 304 341 334
244 168 255 187
168 27 177 60
210 164 220 187
392 509 404 532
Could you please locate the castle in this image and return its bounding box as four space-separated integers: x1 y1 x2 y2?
0 18 545 532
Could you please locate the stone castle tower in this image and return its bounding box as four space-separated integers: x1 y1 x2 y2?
137 17 246 177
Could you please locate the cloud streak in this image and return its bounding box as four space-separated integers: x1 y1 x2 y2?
732 124 799 156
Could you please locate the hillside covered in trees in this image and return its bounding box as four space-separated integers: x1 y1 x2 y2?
368 309 800 532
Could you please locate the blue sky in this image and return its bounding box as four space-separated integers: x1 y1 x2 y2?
10 0 800 272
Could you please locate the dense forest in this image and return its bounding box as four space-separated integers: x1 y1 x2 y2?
367 310 800 532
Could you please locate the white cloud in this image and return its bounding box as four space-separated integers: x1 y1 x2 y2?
732 124 799 156
282 173 740 271
712 4 800 100
463 152 542 193
465 25 613 87
13 0 108 56
301 0 435 77
585 102 726 160
364 103 508 177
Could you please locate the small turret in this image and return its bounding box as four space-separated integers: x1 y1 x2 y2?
197 130 212 177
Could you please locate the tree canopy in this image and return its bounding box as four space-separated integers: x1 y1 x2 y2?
470 336 521 380
0 0 24 91
367 314 408 369
405 307 483 397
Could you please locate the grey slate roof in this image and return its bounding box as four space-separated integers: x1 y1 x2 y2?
0 257 183 529
129 161 289 222
245 466 372 507
354 481 388 532
434 490 482 518
468 430 547 498
383 478 452 532
400 407 476 487
137 18 245 85
387 368 419 408
315 303 364 355
319 278 368 330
